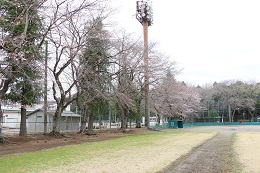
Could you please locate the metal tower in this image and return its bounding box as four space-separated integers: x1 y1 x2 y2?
136 1 153 127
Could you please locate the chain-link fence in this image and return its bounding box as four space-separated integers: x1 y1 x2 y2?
1 121 81 135
0 121 139 135
193 117 230 123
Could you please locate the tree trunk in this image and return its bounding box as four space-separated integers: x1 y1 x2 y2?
129 117 131 128
98 108 102 130
120 108 127 131
19 105 27 136
87 111 94 134
157 113 160 124
135 99 142 128
79 106 87 133
0 104 2 125
249 111 254 121
136 116 142 128
232 109 236 122
126 110 129 129
52 107 62 134
228 104 232 123
109 106 111 129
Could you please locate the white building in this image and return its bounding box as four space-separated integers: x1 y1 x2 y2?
1 107 34 128
0 102 72 130
27 109 81 133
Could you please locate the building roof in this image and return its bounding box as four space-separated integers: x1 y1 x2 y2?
2 107 35 112
27 109 81 117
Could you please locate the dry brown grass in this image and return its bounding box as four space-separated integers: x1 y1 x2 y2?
43 132 216 173
234 132 260 173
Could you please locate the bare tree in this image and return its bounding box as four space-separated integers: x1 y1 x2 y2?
45 0 111 135
106 31 138 131
109 33 180 129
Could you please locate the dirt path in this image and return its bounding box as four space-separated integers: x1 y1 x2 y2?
0 129 143 155
158 132 234 173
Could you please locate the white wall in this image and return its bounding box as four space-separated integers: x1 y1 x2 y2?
2 109 21 128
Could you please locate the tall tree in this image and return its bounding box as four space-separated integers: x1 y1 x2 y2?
77 17 111 134
0 0 43 135
46 0 111 134
151 71 200 122
109 32 141 130
200 80 260 122
4 65 42 136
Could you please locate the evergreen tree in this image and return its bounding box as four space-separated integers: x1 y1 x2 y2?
0 0 43 136
77 17 111 134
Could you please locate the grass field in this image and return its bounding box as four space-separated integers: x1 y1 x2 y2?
0 132 215 173
234 132 260 173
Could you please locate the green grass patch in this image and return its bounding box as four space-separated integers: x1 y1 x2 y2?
0 132 207 173
225 133 243 173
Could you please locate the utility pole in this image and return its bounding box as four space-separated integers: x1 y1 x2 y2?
44 41 48 134
136 0 153 127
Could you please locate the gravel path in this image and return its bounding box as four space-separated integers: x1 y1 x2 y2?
158 125 260 173
157 126 254 173
158 132 233 173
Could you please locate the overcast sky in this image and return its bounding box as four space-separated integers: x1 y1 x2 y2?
111 0 260 86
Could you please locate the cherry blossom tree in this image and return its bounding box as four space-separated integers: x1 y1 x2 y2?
151 71 200 123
